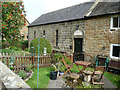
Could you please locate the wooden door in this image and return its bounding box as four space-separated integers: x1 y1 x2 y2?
74 38 84 62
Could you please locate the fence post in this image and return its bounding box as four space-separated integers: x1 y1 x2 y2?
13 64 15 71
71 54 73 63
0 53 2 61
32 56 34 65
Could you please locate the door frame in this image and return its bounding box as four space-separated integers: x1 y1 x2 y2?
74 38 83 53
72 35 84 53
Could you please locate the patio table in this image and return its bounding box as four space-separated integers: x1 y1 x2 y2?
75 61 91 74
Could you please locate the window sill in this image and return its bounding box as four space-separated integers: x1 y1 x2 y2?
110 28 120 30
110 28 120 31
110 56 120 60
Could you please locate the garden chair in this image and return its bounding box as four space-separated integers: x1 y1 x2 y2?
92 66 105 86
62 58 73 75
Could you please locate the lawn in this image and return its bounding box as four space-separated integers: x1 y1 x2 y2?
26 64 120 88
0 48 29 55
26 67 53 88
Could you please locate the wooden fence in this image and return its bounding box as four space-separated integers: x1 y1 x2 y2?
0 53 53 71
0 53 73 71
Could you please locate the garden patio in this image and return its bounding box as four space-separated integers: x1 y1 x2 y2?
0 51 120 89
26 65 119 89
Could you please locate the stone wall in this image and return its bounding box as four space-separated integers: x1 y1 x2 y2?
28 14 120 61
0 61 30 89
28 20 85 54
84 15 120 61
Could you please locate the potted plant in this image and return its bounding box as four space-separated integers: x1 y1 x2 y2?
50 64 58 80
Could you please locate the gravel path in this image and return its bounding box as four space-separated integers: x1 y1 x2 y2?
48 76 66 88
48 75 117 88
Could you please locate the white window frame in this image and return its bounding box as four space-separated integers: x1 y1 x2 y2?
110 16 120 29
110 44 120 59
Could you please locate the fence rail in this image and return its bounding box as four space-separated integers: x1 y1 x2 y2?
0 52 73 71
0 53 53 71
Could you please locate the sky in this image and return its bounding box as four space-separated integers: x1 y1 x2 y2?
23 0 91 23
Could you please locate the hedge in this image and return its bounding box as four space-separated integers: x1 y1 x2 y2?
30 38 52 54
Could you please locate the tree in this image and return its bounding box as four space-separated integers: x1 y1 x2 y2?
1 2 26 46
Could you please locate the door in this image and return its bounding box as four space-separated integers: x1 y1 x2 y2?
74 38 84 62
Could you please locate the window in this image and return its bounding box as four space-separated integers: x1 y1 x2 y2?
27 34 29 39
110 44 120 59
111 16 120 29
43 31 45 36
56 30 58 46
34 31 36 38
43 31 45 38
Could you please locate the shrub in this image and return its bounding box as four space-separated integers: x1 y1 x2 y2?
18 70 27 79
30 38 52 54
2 40 9 49
53 52 64 61
20 40 28 50
25 66 31 72
25 64 34 72
9 46 22 51
24 48 29 52
10 66 14 70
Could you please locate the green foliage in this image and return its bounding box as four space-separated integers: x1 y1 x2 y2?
113 75 120 87
1 2 26 46
2 40 9 49
25 64 34 72
51 62 64 71
30 37 52 54
18 70 27 79
25 66 31 72
20 40 28 50
0 49 12 54
9 46 22 51
26 67 52 88
24 48 29 52
53 52 64 62
0 40 2 49
10 66 14 70
64 56 72 64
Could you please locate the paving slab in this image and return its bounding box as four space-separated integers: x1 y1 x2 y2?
48 76 66 88
48 74 117 88
104 76 117 88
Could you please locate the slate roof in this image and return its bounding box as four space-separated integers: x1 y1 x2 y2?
28 2 94 27
89 1 120 16
28 1 120 27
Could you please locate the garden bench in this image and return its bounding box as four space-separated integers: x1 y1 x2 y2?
108 60 120 70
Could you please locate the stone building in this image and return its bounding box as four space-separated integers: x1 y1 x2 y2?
28 0 120 62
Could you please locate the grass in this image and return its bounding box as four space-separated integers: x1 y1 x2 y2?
25 63 120 88
0 48 29 55
26 67 53 88
104 72 120 87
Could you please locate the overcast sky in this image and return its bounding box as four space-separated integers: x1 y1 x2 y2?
23 0 91 23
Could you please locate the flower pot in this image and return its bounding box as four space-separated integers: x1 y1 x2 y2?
59 72 64 76
50 71 57 80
